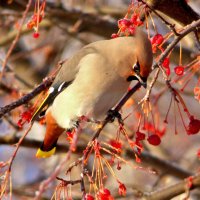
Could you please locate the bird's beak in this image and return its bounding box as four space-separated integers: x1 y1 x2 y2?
134 74 147 88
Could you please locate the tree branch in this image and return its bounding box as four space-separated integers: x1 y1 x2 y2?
0 76 54 118
146 0 200 28
0 134 191 179
143 174 200 200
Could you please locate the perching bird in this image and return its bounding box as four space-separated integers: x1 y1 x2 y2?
32 29 153 158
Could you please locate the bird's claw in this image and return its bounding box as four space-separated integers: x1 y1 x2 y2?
106 109 123 124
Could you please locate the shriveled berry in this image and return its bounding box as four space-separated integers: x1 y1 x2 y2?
187 116 200 135
27 21 35 29
174 65 184 76
194 86 200 102
136 131 146 140
32 14 43 23
118 182 126 196
147 134 161 146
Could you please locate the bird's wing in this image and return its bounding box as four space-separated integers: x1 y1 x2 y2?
31 46 96 122
31 81 72 122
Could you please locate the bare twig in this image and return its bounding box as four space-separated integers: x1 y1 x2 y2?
139 0 179 36
145 0 200 27
0 76 54 118
138 19 200 106
0 20 52 46
139 68 160 104
8 124 33 171
34 150 72 200
154 19 200 69
143 174 200 200
0 134 192 179
0 0 32 80
0 124 33 199
82 82 142 162
56 177 81 186
1 63 34 88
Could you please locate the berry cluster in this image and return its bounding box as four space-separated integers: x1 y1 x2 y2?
27 14 43 38
111 3 144 39
17 108 33 128
26 1 46 38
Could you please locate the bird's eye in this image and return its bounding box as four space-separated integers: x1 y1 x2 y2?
133 61 140 73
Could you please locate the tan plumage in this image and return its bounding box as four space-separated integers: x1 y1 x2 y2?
33 29 153 158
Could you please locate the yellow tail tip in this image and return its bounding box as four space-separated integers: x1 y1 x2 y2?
36 147 56 158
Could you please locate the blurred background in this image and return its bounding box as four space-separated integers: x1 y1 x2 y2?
0 0 200 199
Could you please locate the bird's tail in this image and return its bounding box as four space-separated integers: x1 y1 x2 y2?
36 141 57 158
35 109 65 158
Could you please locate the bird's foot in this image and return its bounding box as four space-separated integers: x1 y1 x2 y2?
71 120 79 129
106 109 123 124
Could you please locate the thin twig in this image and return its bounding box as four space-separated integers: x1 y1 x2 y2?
140 19 200 102
139 68 160 104
154 19 200 69
34 150 72 200
8 124 33 171
56 177 81 186
0 76 54 118
0 124 33 199
143 174 200 200
0 134 192 179
83 82 142 161
0 0 33 80
139 0 180 36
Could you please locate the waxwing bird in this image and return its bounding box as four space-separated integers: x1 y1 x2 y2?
32 29 153 158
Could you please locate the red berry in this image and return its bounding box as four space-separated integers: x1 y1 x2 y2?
131 14 138 24
85 194 94 200
32 14 42 23
109 139 122 153
33 32 40 38
187 116 200 135
174 65 184 76
102 188 110 196
130 14 143 26
147 134 161 146
136 131 146 140
118 18 132 28
97 188 113 200
165 67 171 76
66 130 75 143
151 34 164 46
111 33 119 38
128 25 136 35
197 149 200 158
17 119 23 128
162 57 170 68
